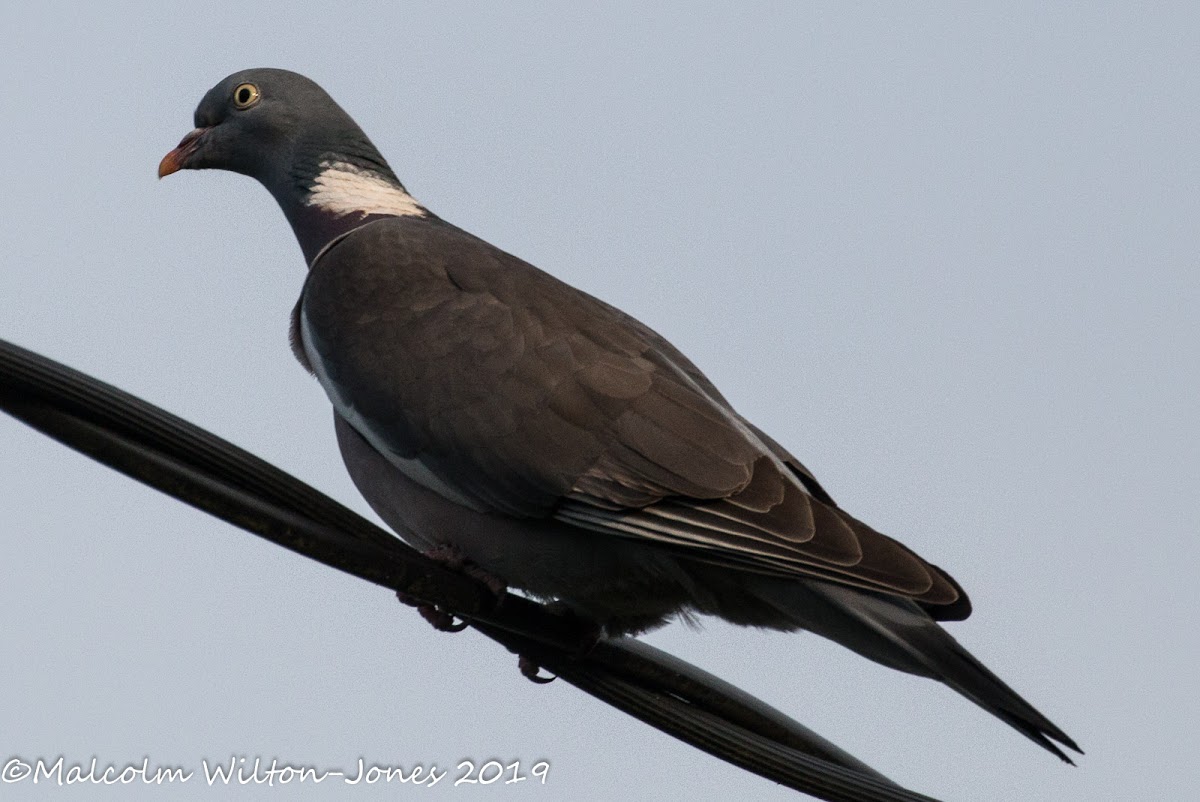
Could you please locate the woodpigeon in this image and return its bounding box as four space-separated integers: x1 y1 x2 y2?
160 68 1079 762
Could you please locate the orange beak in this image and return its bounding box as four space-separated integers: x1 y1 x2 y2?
158 128 209 178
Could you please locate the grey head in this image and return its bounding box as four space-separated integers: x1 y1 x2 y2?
160 68 426 262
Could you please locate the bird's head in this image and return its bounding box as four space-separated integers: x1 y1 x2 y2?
161 69 361 181
160 68 420 263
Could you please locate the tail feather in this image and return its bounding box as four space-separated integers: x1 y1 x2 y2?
752 578 1082 762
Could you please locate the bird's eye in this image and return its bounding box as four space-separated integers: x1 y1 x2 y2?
232 83 261 110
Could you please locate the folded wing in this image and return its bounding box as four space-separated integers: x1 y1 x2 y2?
298 216 966 617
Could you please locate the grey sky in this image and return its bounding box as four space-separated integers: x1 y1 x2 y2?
2 3 1195 799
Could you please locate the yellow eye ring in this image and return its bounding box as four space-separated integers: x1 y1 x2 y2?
232 83 261 110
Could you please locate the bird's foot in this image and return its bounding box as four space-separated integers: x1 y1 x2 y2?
515 604 606 684
395 544 508 633
395 590 469 632
518 655 557 684
423 543 508 597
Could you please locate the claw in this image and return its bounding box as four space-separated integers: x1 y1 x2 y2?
396 590 469 632
419 604 469 632
519 655 557 684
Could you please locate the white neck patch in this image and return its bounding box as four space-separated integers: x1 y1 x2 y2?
305 160 426 218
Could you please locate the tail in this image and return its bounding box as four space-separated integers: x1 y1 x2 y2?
752 578 1082 763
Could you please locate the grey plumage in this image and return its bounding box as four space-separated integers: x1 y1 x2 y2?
160 68 1080 762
